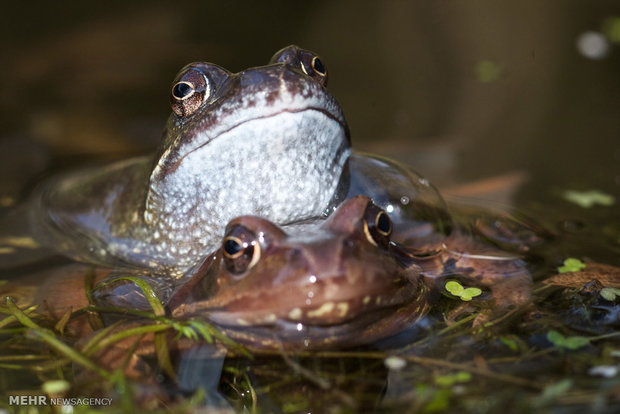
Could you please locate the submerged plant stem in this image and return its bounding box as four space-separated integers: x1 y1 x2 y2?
27 328 110 378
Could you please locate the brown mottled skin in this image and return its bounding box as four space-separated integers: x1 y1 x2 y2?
166 199 533 352
169 195 429 351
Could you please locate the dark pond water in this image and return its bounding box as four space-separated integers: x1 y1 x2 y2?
1 1 619 413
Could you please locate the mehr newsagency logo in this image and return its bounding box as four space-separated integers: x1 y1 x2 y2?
8 394 112 407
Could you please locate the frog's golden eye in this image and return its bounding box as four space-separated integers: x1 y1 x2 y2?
222 225 261 275
299 52 328 86
170 69 210 117
362 203 392 248
311 56 326 77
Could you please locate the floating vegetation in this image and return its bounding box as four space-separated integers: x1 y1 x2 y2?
444 280 482 301
600 287 620 301
558 257 587 273
563 189 615 208
546 330 591 350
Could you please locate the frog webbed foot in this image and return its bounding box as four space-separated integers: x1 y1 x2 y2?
92 272 176 312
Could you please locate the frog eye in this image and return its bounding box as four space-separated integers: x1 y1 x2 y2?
222 225 261 274
300 53 328 86
362 203 393 248
170 69 210 117
311 56 326 76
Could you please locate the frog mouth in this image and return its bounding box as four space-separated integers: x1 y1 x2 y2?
178 105 350 170
176 277 429 351
206 293 429 351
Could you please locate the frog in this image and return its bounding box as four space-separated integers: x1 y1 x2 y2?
166 195 431 351
165 194 532 352
27 45 351 282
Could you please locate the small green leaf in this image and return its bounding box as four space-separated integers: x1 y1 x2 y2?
42 379 70 394
500 336 518 351
563 190 615 208
547 330 590 350
564 336 591 349
460 287 482 301
537 379 573 404
445 281 464 294
435 371 472 387
600 287 620 301
547 330 563 344
445 281 482 301
423 388 452 413
558 258 586 274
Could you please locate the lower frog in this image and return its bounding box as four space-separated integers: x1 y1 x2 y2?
93 196 430 351
165 195 533 352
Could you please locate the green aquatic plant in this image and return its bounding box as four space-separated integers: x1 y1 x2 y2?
547 330 590 350
0 279 249 402
444 281 482 301
563 189 615 208
434 371 472 387
600 287 620 301
557 258 586 273
41 379 71 394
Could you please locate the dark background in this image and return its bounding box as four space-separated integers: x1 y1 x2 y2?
1 0 619 208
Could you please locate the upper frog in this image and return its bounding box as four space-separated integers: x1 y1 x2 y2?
31 46 351 275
